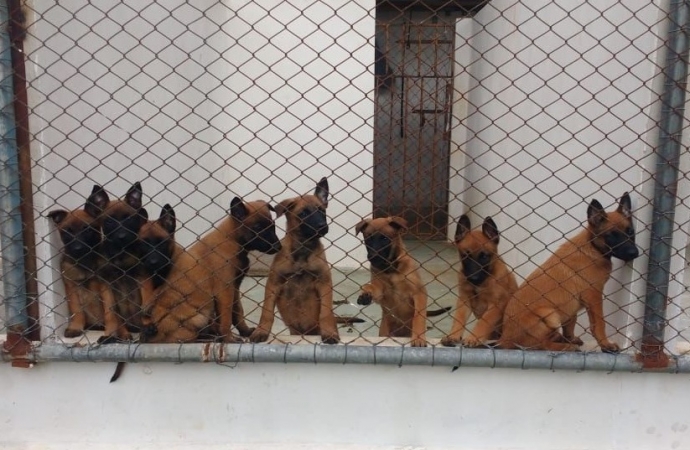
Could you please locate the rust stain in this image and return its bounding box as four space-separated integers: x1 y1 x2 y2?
636 338 671 370
202 342 211 362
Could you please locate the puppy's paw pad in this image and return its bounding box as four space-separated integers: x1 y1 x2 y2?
356 293 372 305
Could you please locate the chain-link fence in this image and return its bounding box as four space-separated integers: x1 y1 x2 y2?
2 0 690 372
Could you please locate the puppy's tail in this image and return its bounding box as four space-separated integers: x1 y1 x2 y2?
110 362 125 383
335 315 365 325
427 306 452 317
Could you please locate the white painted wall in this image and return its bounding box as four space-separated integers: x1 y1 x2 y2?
3 362 690 450
24 0 374 336
7 1 690 449
449 0 671 350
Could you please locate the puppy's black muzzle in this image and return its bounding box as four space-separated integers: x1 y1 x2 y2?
103 215 145 249
300 211 328 239
142 237 170 263
462 259 490 286
613 244 640 262
62 227 100 261
365 234 395 271
248 226 282 254
605 229 640 262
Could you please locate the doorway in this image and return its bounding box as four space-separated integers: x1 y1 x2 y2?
373 9 456 240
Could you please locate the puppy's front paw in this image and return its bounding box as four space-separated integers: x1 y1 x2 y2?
567 336 584 346
321 333 340 344
249 328 269 343
97 334 121 345
238 326 255 338
440 335 460 347
600 341 620 353
357 292 372 305
64 327 84 338
222 333 245 344
410 337 427 347
140 323 158 340
462 336 482 348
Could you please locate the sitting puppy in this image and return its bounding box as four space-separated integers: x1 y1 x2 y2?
138 204 215 343
499 193 640 352
249 177 339 344
188 197 282 343
48 185 111 338
441 215 518 347
99 182 149 341
355 216 428 347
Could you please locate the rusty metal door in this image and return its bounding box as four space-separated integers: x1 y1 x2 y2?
374 12 455 240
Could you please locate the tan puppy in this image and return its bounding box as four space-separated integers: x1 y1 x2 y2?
48 185 111 338
499 193 640 352
138 205 215 343
188 197 281 343
249 177 339 344
441 215 518 347
355 216 428 347
99 182 149 341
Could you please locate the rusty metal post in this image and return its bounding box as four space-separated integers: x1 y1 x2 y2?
639 0 690 368
0 0 31 364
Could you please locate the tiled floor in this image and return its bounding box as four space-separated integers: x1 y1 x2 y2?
54 239 468 346
241 239 465 343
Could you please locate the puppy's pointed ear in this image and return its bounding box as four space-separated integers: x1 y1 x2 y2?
355 219 369 235
617 192 632 219
455 215 471 242
85 185 109 218
126 182 143 209
230 197 248 221
587 199 607 229
48 210 68 226
275 199 295 218
389 216 408 233
158 204 176 234
314 177 329 207
482 216 499 245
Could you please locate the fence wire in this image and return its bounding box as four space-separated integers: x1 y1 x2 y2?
2 0 690 371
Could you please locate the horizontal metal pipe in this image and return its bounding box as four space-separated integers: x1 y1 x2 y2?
1 343 669 372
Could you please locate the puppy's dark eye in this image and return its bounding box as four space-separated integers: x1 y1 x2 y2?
478 252 490 263
252 222 271 233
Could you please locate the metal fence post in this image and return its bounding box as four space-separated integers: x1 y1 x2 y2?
0 0 30 362
640 0 690 368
